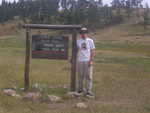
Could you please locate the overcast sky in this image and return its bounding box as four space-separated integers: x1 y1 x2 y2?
0 0 150 6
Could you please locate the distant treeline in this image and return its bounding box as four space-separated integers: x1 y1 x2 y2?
0 0 149 28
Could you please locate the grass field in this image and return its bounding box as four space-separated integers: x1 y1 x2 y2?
0 24 150 113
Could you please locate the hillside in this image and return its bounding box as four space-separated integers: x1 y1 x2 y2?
0 21 23 36
0 22 150 113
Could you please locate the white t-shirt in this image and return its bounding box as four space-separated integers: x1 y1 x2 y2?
77 37 95 62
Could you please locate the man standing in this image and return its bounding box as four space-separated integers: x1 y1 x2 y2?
77 27 96 97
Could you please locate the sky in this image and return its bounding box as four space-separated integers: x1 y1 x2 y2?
0 0 150 6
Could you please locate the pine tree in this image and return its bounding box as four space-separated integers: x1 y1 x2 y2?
143 3 150 30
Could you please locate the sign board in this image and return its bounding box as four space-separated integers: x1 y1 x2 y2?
32 35 69 59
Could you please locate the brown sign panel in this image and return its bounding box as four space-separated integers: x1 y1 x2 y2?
32 35 69 59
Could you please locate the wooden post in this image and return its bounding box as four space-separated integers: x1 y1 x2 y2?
24 28 31 90
71 29 77 91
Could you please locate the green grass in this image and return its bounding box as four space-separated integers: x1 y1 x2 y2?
0 25 150 113
96 54 150 71
96 42 150 56
0 35 25 48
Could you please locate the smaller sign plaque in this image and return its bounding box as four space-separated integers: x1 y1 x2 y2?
32 35 69 59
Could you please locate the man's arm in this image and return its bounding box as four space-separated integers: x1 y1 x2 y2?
89 49 95 66
90 49 96 61
89 39 96 66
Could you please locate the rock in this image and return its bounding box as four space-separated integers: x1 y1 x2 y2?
3 89 21 98
3 89 16 96
76 103 87 109
48 95 62 103
67 92 82 98
63 84 69 89
20 88 25 91
14 94 21 98
23 92 41 101
32 83 39 89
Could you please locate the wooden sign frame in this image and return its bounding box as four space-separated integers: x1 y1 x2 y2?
23 24 81 91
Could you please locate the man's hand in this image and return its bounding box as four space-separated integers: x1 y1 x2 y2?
89 49 95 67
89 60 93 67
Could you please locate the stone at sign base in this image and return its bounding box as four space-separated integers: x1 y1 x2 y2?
23 92 41 101
3 89 16 96
76 103 87 109
67 92 82 97
14 94 21 98
48 95 62 103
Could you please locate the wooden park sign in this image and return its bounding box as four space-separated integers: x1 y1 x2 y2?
32 35 69 59
23 24 81 91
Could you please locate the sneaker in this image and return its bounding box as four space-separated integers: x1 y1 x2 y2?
86 92 95 98
78 89 85 93
77 90 83 94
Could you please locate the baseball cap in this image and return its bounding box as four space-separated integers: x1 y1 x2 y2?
79 27 88 34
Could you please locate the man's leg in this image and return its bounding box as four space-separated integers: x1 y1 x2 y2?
85 62 93 94
77 62 84 93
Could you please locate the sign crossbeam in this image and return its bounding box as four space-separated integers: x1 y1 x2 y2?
23 24 81 30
